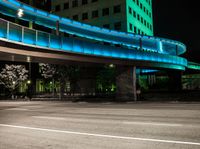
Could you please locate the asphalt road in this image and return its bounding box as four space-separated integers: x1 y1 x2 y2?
0 101 200 149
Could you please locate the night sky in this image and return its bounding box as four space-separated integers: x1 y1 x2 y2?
153 0 200 63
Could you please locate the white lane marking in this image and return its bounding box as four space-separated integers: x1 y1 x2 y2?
123 121 183 127
5 108 28 111
32 116 183 127
32 116 66 120
0 124 199 146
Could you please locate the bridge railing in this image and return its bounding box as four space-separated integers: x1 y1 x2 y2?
0 0 186 56
0 18 187 69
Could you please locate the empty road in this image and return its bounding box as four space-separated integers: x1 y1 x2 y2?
0 101 200 149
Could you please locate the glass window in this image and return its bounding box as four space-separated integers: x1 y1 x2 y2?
55 5 60 12
134 26 137 33
92 10 98 18
129 7 132 14
103 24 110 29
141 17 143 24
114 5 121 13
82 12 88 20
140 3 142 9
64 3 69 9
129 23 133 31
136 0 139 6
73 15 78 21
82 0 88 5
114 22 121 31
102 8 109 16
72 0 78 8
137 14 140 21
133 10 136 17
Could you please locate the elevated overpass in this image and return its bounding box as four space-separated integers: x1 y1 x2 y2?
0 0 198 100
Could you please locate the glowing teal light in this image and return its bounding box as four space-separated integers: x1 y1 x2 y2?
0 0 187 55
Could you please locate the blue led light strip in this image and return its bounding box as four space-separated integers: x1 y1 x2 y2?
0 18 187 70
0 0 186 56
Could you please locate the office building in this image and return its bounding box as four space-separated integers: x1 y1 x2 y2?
51 0 153 35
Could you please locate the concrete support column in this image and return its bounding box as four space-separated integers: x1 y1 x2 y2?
30 63 38 96
116 66 137 101
168 70 182 92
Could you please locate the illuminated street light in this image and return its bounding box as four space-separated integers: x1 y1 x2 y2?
109 64 115 68
27 80 31 84
17 9 24 18
12 81 16 85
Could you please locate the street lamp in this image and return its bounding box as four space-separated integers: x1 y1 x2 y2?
17 9 24 18
109 64 115 68
27 80 31 85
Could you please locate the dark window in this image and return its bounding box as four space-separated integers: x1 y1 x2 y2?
129 23 133 31
141 17 143 23
92 10 98 18
128 7 132 14
133 10 136 17
72 0 78 8
137 14 140 21
134 26 137 33
64 2 69 9
147 22 149 28
73 15 79 21
143 7 146 13
82 12 88 20
136 0 139 5
103 24 110 29
140 3 142 9
114 5 121 13
149 13 151 18
55 5 60 12
138 29 140 34
114 22 121 31
102 8 109 16
150 24 152 31
82 0 88 5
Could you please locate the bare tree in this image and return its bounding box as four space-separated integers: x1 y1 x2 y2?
39 63 56 96
0 64 28 99
40 63 80 99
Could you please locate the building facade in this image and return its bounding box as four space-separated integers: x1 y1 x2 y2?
51 0 153 36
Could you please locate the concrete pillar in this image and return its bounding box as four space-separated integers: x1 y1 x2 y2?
116 66 137 101
28 62 39 98
168 70 182 92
